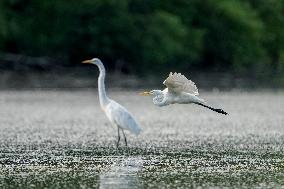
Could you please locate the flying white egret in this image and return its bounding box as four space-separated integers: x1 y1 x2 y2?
141 72 228 115
82 58 141 147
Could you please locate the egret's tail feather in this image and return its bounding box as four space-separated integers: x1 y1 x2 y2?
195 102 228 115
131 126 141 136
135 128 141 136
199 98 205 104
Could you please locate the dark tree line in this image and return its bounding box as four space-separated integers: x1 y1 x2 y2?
0 0 284 77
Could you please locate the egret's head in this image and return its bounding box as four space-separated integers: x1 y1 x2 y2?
82 58 101 65
140 90 162 96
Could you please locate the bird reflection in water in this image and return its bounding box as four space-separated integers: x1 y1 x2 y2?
99 157 143 189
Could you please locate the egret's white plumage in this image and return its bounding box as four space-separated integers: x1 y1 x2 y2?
141 72 228 115
164 72 199 95
82 58 141 147
104 100 141 135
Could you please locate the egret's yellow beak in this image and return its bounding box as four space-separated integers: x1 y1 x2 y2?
82 59 92 64
139 91 151 96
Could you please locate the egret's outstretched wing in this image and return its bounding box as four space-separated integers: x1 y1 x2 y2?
163 72 198 95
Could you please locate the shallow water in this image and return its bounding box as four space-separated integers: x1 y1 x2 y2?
0 90 284 188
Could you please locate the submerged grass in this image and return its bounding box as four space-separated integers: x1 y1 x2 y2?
0 90 284 188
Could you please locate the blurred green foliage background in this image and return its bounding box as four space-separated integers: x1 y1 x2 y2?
0 0 284 86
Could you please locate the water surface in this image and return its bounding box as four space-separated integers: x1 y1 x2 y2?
0 90 284 188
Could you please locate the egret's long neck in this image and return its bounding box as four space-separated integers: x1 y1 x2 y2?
96 62 110 108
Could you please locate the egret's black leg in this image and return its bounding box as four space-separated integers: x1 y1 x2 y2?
122 130 128 147
194 102 228 115
116 127 121 148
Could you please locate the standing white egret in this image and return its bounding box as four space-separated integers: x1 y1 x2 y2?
141 72 228 115
82 58 141 147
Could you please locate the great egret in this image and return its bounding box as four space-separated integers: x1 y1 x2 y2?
82 58 141 147
141 72 228 115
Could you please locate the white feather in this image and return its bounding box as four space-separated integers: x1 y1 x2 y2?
163 72 199 95
105 100 141 135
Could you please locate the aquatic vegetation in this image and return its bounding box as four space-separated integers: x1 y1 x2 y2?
0 90 284 188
